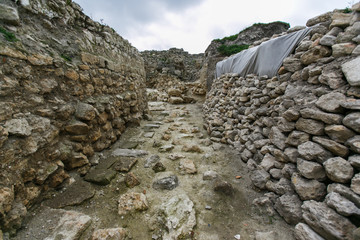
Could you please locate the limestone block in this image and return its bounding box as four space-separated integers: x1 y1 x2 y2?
0 4 19 25
342 56 360 86
323 157 354 183
291 173 326 201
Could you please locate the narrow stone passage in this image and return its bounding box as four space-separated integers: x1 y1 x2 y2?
13 96 294 239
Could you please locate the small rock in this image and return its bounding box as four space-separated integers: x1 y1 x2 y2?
298 141 332 163
342 56 360 86
179 159 197 174
152 172 179 190
325 125 355 144
234 234 241 240
203 170 218 180
295 118 324 135
294 223 325 240
351 173 360 195
349 155 360 170
325 192 360 217
346 135 360 153
168 153 185 161
152 162 166 173
144 155 160 168
297 158 326 180
4 118 32 137
343 112 360 133
302 200 356 240
159 144 174 152
91 228 127 240
112 157 138 172
84 168 117 186
214 179 234 195
111 149 148 157
182 144 203 153
315 92 346 113
291 173 326 201
312 136 349 157
125 172 140 188
205 205 212 210
323 157 354 183
251 169 270 189
255 231 278 240
118 192 149 215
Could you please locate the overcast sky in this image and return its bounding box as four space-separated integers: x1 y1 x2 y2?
74 0 350 53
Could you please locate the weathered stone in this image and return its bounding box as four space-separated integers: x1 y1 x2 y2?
302 200 356 240
282 108 300 121
265 178 294 195
294 223 325 240
64 152 89 170
152 172 179 190
296 118 324 135
118 192 148 215
318 67 346 89
75 102 96 121
168 97 184 104
111 148 148 157
283 57 303 72
286 131 310 147
342 56 360 86
332 43 356 57
214 179 234 195
300 108 343 125
306 12 332 27
152 162 166 173
159 144 175 152
316 92 346 113
330 12 351 28
181 144 203 153
277 117 295 132
300 46 332 65
125 172 140 188
325 125 356 144
167 88 182 97
179 159 197 174
0 4 20 25
269 168 283 179
160 194 196 240
328 183 360 208
274 193 303 224
27 54 53 66
269 127 286 150
349 155 360 170
343 112 360 133
43 210 91 240
112 157 138 172
0 187 14 217
284 147 298 163
313 136 349 157
203 170 218 180
297 158 326 180
325 192 360 217
91 228 127 240
251 169 270 189
298 141 332 163
65 120 89 135
291 173 326 201
346 135 360 154
320 34 336 46
45 180 95 208
341 99 360 110
351 173 360 195
260 153 276 171
323 157 354 183
4 118 32 137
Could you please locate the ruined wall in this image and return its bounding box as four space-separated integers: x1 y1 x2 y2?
0 0 147 232
204 4 360 239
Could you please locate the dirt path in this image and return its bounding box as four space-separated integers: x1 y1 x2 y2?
13 98 294 240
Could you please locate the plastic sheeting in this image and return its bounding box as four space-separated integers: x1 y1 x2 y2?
215 28 312 79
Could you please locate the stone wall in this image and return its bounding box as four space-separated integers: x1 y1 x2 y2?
0 0 147 233
203 4 360 239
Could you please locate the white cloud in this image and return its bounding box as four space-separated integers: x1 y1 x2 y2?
74 0 349 53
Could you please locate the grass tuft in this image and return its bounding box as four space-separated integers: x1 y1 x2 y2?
0 27 18 42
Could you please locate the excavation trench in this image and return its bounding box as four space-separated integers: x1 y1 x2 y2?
13 96 294 240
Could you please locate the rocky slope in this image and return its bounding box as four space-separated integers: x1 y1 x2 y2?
203 4 360 239
0 0 147 234
200 21 290 91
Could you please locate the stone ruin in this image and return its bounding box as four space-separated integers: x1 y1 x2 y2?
203 3 360 239
1 0 360 239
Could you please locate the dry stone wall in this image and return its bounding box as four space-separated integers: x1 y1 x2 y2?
0 0 147 233
204 4 360 239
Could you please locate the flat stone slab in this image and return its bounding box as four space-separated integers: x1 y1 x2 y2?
84 168 117 185
111 148 148 157
119 141 139 149
13 207 92 240
44 180 95 208
144 132 155 138
148 102 166 111
112 157 138 172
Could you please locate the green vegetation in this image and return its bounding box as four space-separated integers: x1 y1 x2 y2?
61 54 72 62
217 44 249 56
214 34 238 44
343 7 352 13
0 27 18 42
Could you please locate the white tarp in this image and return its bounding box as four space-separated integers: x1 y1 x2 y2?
215 28 312 79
